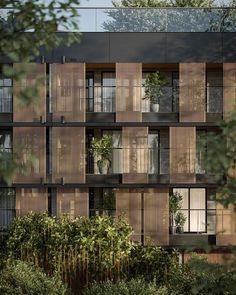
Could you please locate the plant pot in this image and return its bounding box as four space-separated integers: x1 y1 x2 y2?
151 103 160 112
176 226 184 234
98 165 109 174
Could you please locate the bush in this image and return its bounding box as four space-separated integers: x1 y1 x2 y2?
129 245 179 284
0 260 69 295
83 278 159 295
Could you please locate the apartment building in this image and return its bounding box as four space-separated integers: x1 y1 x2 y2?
1 7 236 262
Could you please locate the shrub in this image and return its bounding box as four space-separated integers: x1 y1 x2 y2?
0 260 69 295
83 278 158 295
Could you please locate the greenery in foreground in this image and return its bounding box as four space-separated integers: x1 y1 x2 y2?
0 212 236 295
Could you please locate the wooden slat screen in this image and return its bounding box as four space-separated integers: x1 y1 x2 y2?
216 196 236 246
13 63 46 122
122 127 148 183
115 188 142 242
16 188 47 216
179 63 206 122
116 63 142 122
57 188 89 219
223 63 236 118
51 63 85 122
170 127 196 183
13 127 46 183
52 127 85 183
144 188 169 245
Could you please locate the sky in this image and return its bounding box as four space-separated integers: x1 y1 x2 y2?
80 0 113 7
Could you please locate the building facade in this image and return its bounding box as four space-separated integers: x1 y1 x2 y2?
1 7 236 262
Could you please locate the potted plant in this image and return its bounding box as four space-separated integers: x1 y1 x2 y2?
143 71 166 112
169 191 183 234
90 134 113 174
174 211 187 234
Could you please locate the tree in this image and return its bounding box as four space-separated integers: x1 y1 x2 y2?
0 0 81 184
199 113 236 209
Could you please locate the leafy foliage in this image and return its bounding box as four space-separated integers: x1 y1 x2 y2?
129 245 179 284
113 0 215 7
83 278 160 295
198 112 236 209
6 212 133 291
0 260 69 295
143 71 166 104
89 134 113 167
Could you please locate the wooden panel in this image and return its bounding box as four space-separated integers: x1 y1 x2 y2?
13 63 46 122
170 127 196 183
144 188 169 246
51 63 85 122
116 63 142 122
122 127 148 183
16 188 47 216
13 127 46 183
57 188 89 219
52 127 85 183
180 63 206 122
223 63 236 118
216 195 236 246
116 188 141 242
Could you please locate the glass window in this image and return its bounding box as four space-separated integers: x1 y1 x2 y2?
86 72 94 112
173 188 206 233
148 132 159 174
102 72 115 112
89 188 115 217
0 131 12 152
0 74 12 113
0 188 15 229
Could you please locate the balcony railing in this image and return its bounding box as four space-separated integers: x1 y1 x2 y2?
1 7 236 32
86 147 220 176
86 85 226 114
87 147 170 175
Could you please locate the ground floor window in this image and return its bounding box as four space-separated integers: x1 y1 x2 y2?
173 188 206 233
89 188 115 217
0 188 15 229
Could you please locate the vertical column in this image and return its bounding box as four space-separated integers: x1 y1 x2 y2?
51 63 85 122
144 188 169 245
57 188 89 219
13 127 46 183
52 127 85 183
16 188 48 216
223 63 236 118
170 127 196 183
122 127 148 183
13 63 46 122
116 63 142 122
179 63 206 122
115 188 142 242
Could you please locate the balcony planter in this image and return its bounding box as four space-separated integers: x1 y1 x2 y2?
89 134 113 175
143 71 166 113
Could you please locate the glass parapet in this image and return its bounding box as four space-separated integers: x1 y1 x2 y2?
1 7 236 32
